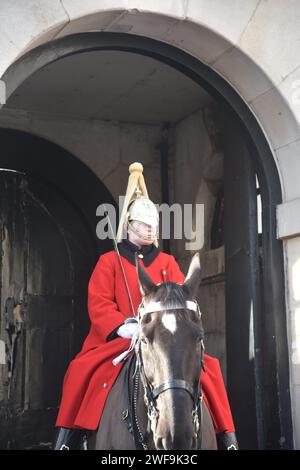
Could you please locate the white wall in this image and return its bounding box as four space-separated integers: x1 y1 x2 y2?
0 108 162 205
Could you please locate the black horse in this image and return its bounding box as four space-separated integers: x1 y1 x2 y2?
88 253 217 450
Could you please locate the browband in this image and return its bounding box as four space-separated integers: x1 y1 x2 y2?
139 300 200 317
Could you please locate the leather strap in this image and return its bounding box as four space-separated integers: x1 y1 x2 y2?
152 380 195 400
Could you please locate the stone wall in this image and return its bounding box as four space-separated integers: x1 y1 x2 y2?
0 108 162 206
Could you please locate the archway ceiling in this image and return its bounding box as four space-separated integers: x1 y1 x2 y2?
5 50 212 124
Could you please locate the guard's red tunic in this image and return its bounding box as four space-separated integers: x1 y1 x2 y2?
56 250 235 433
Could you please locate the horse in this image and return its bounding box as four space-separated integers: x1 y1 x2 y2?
88 253 217 450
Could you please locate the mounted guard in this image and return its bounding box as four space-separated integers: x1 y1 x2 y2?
53 162 238 450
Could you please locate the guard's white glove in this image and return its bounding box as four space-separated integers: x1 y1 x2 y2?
117 322 140 339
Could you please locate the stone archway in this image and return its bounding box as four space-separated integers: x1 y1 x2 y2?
0 2 299 448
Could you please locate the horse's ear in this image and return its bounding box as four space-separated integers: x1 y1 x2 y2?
135 253 156 297
183 252 202 298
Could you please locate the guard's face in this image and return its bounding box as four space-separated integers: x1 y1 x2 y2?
128 220 157 245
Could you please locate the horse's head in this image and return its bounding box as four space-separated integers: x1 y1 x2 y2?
136 254 204 450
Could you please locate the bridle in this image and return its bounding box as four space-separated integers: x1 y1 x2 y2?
133 298 205 449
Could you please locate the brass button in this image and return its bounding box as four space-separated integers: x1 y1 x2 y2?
103 383 108 388
138 253 144 259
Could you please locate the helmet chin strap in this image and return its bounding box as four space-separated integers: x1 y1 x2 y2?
128 221 157 242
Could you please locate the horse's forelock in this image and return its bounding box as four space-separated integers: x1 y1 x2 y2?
149 282 187 304
145 282 194 321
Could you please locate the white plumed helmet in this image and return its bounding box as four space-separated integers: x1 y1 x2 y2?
116 162 159 246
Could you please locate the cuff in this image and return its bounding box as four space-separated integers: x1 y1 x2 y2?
106 323 124 342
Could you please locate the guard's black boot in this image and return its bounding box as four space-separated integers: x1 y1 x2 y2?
216 432 239 450
53 427 83 450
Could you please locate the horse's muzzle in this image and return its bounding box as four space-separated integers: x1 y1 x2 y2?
154 432 197 450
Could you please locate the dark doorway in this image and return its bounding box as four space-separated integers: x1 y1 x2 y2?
0 130 115 449
222 109 292 449
223 114 262 449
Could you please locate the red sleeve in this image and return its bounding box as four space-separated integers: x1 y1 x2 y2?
167 255 185 283
87 254 125 343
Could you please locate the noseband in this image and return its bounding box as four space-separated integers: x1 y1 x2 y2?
134 298 205 448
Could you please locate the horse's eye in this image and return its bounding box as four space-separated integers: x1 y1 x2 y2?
190 311 201 324
142 312 153 324
195 331 204 343
140 335 148 345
